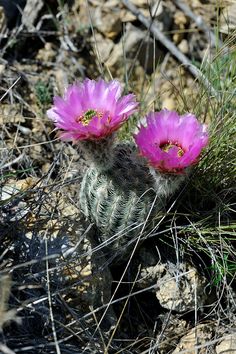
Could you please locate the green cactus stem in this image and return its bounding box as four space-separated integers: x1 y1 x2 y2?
78 135 115 171
80 143 185 256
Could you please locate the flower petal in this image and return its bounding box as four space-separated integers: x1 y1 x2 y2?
135 109 209 173
47 78 138 141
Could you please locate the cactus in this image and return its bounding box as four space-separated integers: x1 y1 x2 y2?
78 135 115 171
47 79 207 258
80 142 184 255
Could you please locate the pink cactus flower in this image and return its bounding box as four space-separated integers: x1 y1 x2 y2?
135 110 209 173
47 78 138 141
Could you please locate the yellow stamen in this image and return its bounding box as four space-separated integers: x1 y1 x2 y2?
75 109 111 126
160 142 184 157
75 109 97 125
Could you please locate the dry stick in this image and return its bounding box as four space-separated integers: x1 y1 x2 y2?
0 76 21 102
122 0 218 98
44 234 61 354
0 153 24 169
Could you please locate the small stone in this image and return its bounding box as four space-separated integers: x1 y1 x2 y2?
151 1 163 18
36 42 56 62
174 10 188 26
42 162 51 174
17 125 31 135
173 32 184 44
103 0 120 8
120 9 136 22
178 39 189 54
54 68 69 97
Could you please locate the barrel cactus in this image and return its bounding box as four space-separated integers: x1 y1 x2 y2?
47 78 208 257
79 142 158 251
79 141 188 254
80 110 208 252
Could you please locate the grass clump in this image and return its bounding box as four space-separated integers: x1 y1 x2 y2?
194 47 236 192
174 36 236 292
35 80 53 109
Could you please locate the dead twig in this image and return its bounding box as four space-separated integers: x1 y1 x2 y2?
0 153 25 170
122 0 219 98
0 77 21 102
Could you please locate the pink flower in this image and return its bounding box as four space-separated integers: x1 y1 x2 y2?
135 110 209 173
47 78 138 141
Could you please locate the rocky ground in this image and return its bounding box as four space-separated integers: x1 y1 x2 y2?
0 0 236 353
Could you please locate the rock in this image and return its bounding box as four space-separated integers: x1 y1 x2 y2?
173 10 188 44
0 177 39 222
140 262 207 312
95 9 121 39
178 39 189 54
74 0 121 39
36 42 56 62
220 3 236 34
174 10 188 27
151 1 163 18
120 9 136 22
54 68 69 97
216 334 236 354
131 0 148 5
157 314 188 353
105 23 144 70
172 324 214 354
0 104 26 124
106 23 164 75
90 33 114 62
1 177 39 201
73 1 101 30
156 263 207 312
103 0 120 8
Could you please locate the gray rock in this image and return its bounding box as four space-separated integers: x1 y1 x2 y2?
216 334 236 354
172 324 214 354
140 261 207 313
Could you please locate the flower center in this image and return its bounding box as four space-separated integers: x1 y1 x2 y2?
160 142 184 157
76 109 103 126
